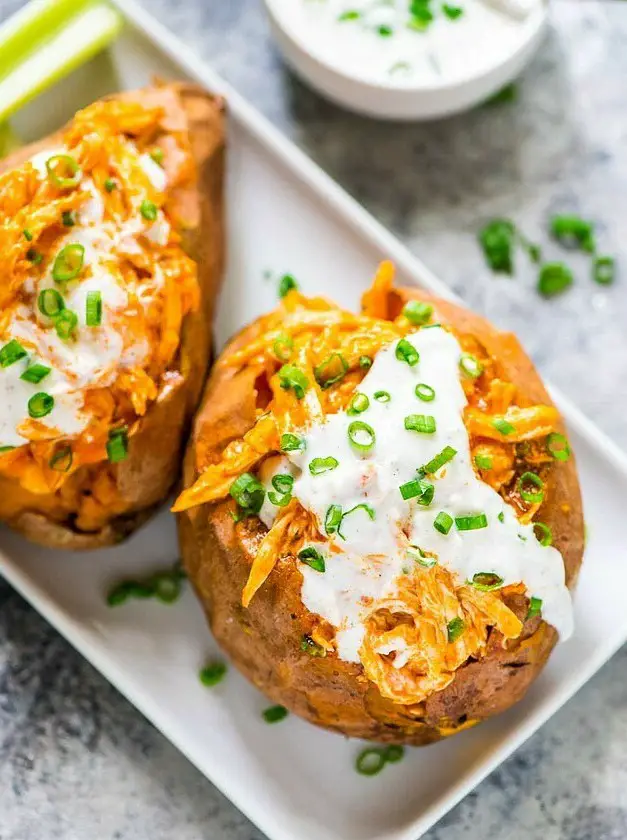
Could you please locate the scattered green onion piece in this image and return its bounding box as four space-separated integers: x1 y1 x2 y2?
151 572 182 604
28 392 54 418
85 290 102 327
338 9 361 20
474 454 493 470
549 215 595 253
278 364 309 399
374 390 391 403
0 446 15 454
268 473 294 506
140 199 158 221
384 745 404 763
278 274 299 298
54 309 78 340
348 420 376 452
298 546 325 573
280 433 305 453
408 5 433 30
106 427 129 464
309 457 339 476
262 705 289 723
404 414 436 434
421 445 457 475
23 229 33 241
433 511 454 535
20 363 51 384
402 300 433 326
150 147 164 165
498 511 505 524
359 355 373 370
199 662 227 687
356 748 386 776
415 383 435 402
538 262 573 298
314 353 348 390
399 477 434 505
339 504 376 539
493 418 515 436
106 580 153 606
26 248 42 264
447 617 465 643
526 596 543 620
61 210 75 227
485 83 517 107
478 219 515 274
45 154 81 189
534 522 552 546
104 178 117 193
407 545 436 568
442 3 463 19
52 243 85 283
455 513 488 531
49 446 73 473
348 392 370 415
0 339 27 368
38 288 65 318
518 471 544 504
230 472 265 515
395 338 419 367
593 255 615 286
325 504 343 535
300 635 326 657
459 353 483 380
546 432 571 462
469 572 504 592
272 333 293 362
378 24 393 36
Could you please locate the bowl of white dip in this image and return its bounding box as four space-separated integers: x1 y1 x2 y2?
263 0 548 120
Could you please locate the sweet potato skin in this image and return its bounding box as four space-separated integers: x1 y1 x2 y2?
0 83 225 549
178 289 584 745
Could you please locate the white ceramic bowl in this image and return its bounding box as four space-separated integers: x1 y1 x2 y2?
263 0 548 121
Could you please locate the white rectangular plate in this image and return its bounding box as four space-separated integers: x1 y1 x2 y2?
3 3 627 840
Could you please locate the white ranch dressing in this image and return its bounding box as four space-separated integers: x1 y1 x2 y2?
271 0 543 86
279 328 572 662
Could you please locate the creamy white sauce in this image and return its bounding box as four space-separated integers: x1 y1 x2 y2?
270 0 544 86
138 152 167 192
279 328 572 662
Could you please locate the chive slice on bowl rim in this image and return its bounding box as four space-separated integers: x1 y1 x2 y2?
538 262 573 298
280 433 305 453
447 617 465 643
455 513 488 531
309 456 339 476
459 353 483 380
199 662 227 687
52 243 85 283
85 290 102 327
278 274 298 298
262 705 289 724
421 446 457 475
298 546 325 573
54 309 78 340
314 352 348 390
0 339 27 368
433 511 453 535
347 392 369 415
593 255 615 286
150 572 182 604
469 572 504 592
49 445 73 473
527 596 543 620
278 364 309 399
20 363 51 384
395 338 419 367
415 383 435 402
404 414 436 434
45 154 81 189
106 426 129 464
493 418 515 436
355 748 387 777
373 390 391 403
478 218 515 274
140 199 158 221
403 300 433 326
498 511 505 524
230 471 265 515
534 521 552 546
28 391 54 418
348 420 376 452
549 215 595 252
546 432 570 462
38 288 65 318
518 471 544 504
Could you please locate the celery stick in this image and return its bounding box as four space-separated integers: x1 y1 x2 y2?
0 3 123 124
0 123 21 157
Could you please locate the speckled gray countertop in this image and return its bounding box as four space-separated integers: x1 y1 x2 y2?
1 1 627 838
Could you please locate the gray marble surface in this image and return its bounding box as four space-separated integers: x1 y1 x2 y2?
1 0 627 838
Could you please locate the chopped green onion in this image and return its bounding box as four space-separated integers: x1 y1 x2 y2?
262 705 288 723
0 446 15 454
546 432 570 462
26 248 42 264
421 446 456 475
38 288 65 318
374 390 391 403
280 433 305 452
272 333 293 362
0 339 27 368
474 454 493 470
298 546 325 573
338 9 361 20
415 383 435 402
447 617 465 643
20 363 51 384
278 364 309 399
23 229 33 241
485 83 517 107
550 215 595 252
348 420 376 452
407 545 437 568
402 300 433 326
498 511 505 524
314 353 348 389
45 154 81 189
359 355 373 370
85 290 102 327
538 262 573 297
493 418 515 436
442 3 463 19
395 338 419 367
300 634 326 657
459 353 483 380
268 473 294 506
61 210 75 227
469 572 504 592
408 5 434 30
106 427 129 464
309 457 339 476
384 745 404 763
104 177 117 193
526 596 543 620
49 446 72 472
356 748 386 776
278 274 298 298
405 414 436 434
106 581 151 607
433 511 454 535
150 572 182 604
52 243 84 283
518 471 544 504
230 472 265 515
399 477 434 505
339 504 376 539
54 309 78 340
478 219 515 274
149 147 164 165
378 24 393 36
534 522 552 546
28 392 54 418
140 199 158 221
593 255 615 286
324 504 343 535
199 662 227 687
455 513 488 531
348 392 370 415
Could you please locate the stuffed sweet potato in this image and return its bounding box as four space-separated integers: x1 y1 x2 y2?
0 82 225 549
175 262 583 745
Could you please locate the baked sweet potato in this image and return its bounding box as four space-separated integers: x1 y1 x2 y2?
0 83 225 549
175 262 583 745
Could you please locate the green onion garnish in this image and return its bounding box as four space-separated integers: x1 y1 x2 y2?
408 5 433 30
268 473 294 506
150 572 182 604
309 457 339 476
348 392 369 415
378 23 393 36
49 446 72 472
356 748 386 776
45 154 81 189
106 581 153 607
433 511 453 535
26 248 42 264
546 432 570 462
85 290 102 327
442 3 463 19
106 427 129 464
61 210 75 227
54 309 78 340
498 511 505 523
0 339 27 368
493 418 515 436
38 288 65 318
314 353 348 390
0 446 15 454
359 355 373 370
478 219 515 274
447 617 465 643
341 504 375 533
534 522 552 546
469 572 504 592
20 363 51 384
593 255 615 286
407 545 437 568
262 705 289 724
399 477 434 505
348 420 376 452
474 454 493 470
199 662 227 687
104 177 117 193
52 243 84 283
278 274 298 298
28 392 54 418
421 446 456 475
230 472 265 515
402 300 433 326
272 333 293 362
395 338 419 367
280 433 305 452
374 390 391 403
518 471 544 504
550 215 595 252
278 364 309 399
455 513 488 531
338 10 361 21
300 635 326 657
405 414 436 434
538 262 573 297
23 229 33 241
459 353 483 380
150 147 164 165
324 504 343 535
298 546 325 573
384 745 404 763
140 199 158 221
526 596 543 620
415 383 435 402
